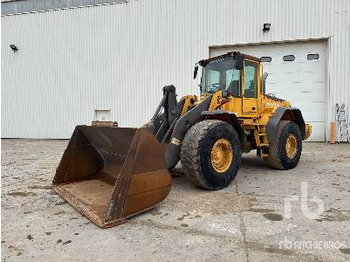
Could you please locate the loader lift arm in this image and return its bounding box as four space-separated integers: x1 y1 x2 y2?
149 86 245 169
147 85 215 169
150 85 178 141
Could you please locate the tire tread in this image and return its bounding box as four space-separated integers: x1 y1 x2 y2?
264 120 302 170
181 120 241 189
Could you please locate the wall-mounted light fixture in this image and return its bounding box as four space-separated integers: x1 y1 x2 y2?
10 44 19 52
263 23 271 32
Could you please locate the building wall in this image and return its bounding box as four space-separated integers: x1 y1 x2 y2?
1 0 127 15
2 0 350 139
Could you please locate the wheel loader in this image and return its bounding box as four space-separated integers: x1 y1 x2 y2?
52 51 312 228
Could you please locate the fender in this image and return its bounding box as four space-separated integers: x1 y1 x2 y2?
201 110 244 145
266 107 306 144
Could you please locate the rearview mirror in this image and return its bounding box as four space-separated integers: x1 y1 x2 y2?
193 64 199 79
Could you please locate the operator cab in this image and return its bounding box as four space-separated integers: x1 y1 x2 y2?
196 52 262 99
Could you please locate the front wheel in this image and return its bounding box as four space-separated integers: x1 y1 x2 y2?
264 120 302 169
181 120 242 190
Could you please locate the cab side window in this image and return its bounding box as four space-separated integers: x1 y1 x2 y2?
244 61 258 98
226 69 241 97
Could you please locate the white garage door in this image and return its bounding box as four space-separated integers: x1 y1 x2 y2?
210 41 327 141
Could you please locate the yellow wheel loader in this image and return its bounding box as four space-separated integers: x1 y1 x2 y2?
53 52 312 228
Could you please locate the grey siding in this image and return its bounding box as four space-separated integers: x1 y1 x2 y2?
2 0 349 139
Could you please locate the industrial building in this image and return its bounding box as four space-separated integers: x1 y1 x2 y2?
2 0 349 141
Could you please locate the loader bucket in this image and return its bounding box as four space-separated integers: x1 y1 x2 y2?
52 126 172 228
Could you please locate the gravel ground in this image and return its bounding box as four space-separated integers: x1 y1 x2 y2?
1 140 350 262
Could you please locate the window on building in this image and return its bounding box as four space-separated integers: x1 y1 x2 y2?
244 61 258 98
307 54 319 60
283 55 295 61
261 56 272 62
95 109 111 121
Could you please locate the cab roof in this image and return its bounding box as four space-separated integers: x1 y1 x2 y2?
198 51 261 66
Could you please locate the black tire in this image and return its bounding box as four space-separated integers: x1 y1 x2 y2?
264 120 302 170
180 120 242 190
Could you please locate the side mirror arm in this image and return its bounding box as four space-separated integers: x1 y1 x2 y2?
193 64 199 79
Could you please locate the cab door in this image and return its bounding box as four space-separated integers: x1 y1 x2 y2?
242 59 259 116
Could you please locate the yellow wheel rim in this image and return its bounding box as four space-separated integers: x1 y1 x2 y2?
285 134 298 159
210 138 233 173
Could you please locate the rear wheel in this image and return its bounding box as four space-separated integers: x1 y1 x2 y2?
264 120 302 169
181 120 242 190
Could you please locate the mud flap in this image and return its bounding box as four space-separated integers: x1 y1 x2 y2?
52 126 172 228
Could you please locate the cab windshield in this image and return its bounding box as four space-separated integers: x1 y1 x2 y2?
201 56 241 96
